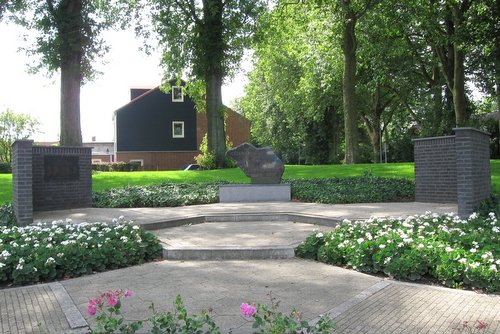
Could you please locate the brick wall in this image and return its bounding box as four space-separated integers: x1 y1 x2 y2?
32 146 92 211
413 135 456 203
454 128 491 217
12 140 33 226
116 151 198 171
413 128 491 217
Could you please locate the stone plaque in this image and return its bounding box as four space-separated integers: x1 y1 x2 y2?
44 156 80 181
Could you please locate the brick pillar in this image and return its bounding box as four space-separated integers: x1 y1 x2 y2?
454 128 491 217
12 140 33 226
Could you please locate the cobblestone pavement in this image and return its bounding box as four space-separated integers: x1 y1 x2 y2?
0 284 71 334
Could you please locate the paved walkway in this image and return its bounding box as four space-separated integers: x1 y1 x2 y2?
2 202 499 333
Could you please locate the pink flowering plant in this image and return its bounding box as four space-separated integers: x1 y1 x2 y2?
453 320 488 333
240 293 335 333
88 290 220 334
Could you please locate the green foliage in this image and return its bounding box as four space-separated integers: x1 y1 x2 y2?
195 134 235 169
288 176 415 204
249 293 335 333
0 108 39 163
92 162 141 172
92 183 222 208
0 218 163 286
0 204 15 227
296 213 500 293
90 292 220 334
0 162 11 173
89 290 335 334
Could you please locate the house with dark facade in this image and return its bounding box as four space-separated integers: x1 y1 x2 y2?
113 84 251 170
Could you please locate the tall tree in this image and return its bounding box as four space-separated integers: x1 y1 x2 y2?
148 0 266 167
0 109 39 163
5 0 134 146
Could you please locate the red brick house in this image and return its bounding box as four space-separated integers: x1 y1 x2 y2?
113 84 250 170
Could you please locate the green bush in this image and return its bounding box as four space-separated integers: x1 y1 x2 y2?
288 176 415 203
296 213 500 292
0 162 11 173
0 218 162 286
195 134 235 169
92 162 141 172
93 183 222 208
0 204 15 227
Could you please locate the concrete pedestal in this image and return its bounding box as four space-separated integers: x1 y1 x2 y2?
219 184 291 203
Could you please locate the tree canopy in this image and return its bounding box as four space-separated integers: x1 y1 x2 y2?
0 109 39 163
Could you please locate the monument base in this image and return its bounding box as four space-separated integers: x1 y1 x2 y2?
219 184 291 203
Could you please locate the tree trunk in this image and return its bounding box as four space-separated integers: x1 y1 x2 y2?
205 73 226 167
202 0 226 168
451 4 467 127
60 55 82 146
342 4 358 164
58 0 83 146
495 0 500 143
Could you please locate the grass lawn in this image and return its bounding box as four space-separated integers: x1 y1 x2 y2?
0 161 498 204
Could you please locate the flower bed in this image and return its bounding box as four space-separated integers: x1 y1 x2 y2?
296 212 500 293
0 218 163 286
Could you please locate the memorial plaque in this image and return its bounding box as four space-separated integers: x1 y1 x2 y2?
44 156 80 181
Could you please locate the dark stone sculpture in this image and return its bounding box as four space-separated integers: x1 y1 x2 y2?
226 143 284 184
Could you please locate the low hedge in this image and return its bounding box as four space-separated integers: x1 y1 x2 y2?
92 162 141 172
296 213 500 293
0 218 163 286
0 162 11 174
92 177 415 208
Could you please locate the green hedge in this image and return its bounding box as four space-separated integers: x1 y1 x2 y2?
92 177 415 208
296 213 500 292
92 162 141 172
0 218 163 286
0 162 11 174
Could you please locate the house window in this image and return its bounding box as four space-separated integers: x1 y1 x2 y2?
172 121 185 138
92 159 102 164
129 159 144 167
172 86 184 102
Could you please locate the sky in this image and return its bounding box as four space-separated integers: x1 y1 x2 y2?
0 22 250 143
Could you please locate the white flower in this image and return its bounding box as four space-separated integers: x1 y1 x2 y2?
56 253 64 258
469 262 480 269
490 265 498 272
384 257 392 264
132 225 140 230
379 244 386 249
120 236 129 243
33 267 37 272
445 247 454 252
15 264 23 270
469 248 477 253
45 257 55 265
0 262 5 268
417 244 424 249
316 232 324 238
65 218 72 223
357 238 364 244
1 250 11 258
458 258 467 264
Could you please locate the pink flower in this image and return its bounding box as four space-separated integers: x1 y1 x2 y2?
475 320 487 330
124 290 133 298
87 304 97 316
107 296 119 307
240 303 256 318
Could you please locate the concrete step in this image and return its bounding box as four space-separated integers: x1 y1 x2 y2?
162 245 295 260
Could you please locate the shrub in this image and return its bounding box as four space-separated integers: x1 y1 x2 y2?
0 218 162 285
296 212 500 293
0 162 11 173
287 176 415 204
93 183 222 208
195 134 235 169
87 290 335 334
92 162 141 172
0 204 15 227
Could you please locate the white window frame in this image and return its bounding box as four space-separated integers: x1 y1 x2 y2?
129 159 144 167
172 121 185 138
92 159 102 164
172 86 184 102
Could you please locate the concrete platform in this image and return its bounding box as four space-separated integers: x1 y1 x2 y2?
154 220 330 260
